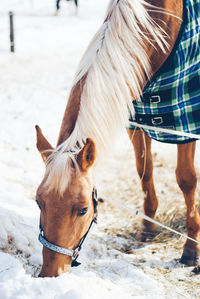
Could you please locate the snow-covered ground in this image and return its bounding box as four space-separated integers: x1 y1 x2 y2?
0 0 200 298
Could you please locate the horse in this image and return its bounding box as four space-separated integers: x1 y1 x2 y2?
35 0 200 277
56 0 78 14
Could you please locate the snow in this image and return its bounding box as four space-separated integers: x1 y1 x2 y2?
0 0 199 298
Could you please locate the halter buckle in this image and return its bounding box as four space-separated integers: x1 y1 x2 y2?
152 116 163 125
150 95 161 104
73 248 79 259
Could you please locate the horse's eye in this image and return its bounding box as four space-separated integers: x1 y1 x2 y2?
77 207 88 217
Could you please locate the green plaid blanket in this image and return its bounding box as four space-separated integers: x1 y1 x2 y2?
129 0 200 144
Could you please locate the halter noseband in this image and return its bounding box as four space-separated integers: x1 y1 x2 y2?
37 187 98 267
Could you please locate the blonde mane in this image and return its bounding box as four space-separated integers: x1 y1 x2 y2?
45 0 168 194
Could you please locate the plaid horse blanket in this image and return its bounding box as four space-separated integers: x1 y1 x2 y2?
129 0 200 143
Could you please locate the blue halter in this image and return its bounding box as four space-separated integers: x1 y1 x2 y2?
37 187 98 267
39 228 75 257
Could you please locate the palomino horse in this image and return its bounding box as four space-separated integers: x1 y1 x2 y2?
36 0 200 277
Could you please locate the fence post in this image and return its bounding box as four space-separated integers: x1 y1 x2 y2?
9 11 15 53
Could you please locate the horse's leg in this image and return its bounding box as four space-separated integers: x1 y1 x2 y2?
55 0 61 15
74 0 78 15
56 0 60 10
128 129 158 237
176 142 200 266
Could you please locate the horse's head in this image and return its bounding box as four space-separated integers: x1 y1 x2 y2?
35 126 97 277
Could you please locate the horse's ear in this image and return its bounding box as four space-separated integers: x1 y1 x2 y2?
35 125 54 163
76 138 97 172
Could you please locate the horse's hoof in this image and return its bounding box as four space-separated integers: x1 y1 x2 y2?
192 265 200 274
135 229 157 242
180 248 200 266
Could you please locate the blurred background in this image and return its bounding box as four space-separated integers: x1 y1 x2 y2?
0 0 108 201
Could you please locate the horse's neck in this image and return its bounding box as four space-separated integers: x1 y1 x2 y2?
57 0 183 148
144 0 183 77
56 75 87 146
